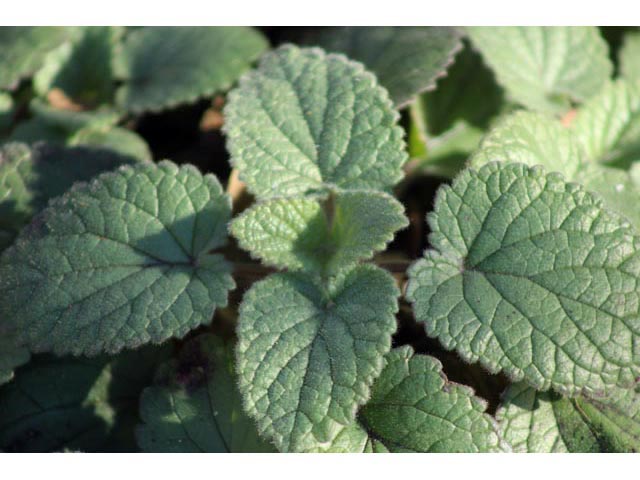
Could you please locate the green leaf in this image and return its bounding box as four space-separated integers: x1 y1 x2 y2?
497 382 640 452
466 27 612 114
115 27 268 113
0 27 69 90
224 45 408 199
470 109 640 229
0 142 140 251
138 334 274 452
496 383 582 452
69 125 152 162
300 27 462 108
408 43 505 178
324 347 508 452
0 333 30 385
619 31 640 83
0 92 14 131
0 161 235 356
406 162 640 396
0 345 170 452
573 80 640 169
34 27 123 108
574 162 640 230
422 42 504 136
236 265 399 452
8 100 150 161
470 111 584 179
231 190 407 275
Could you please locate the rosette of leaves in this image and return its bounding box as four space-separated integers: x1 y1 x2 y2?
224 44 510 452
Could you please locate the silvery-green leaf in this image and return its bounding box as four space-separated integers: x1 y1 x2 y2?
231 190 407 275
236 265 399 452
467 27 612 114
0 161 234 355
224 45 407 199
406 162 640 397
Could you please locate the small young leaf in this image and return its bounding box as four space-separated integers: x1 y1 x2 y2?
34 27 123 108
0 345 170 452
0 333 30 386
498 382 640 452
138 334 274 452
115 27 268 113
406 162 640 396
466 27 612 114
0 161 234 356
0 142 140 250
300 27 462 108
236 265 399 452
231 190 408 274
224 45 408 199
337 347 507 452
619 31 640 83
573 80 640 169
0 27 69 90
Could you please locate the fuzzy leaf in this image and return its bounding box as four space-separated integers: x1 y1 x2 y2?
406 162 640 396
0 161 234 356
34 27 123 108
0 345 170 452
471 109 640 229
573 80 640 169
236 265 399 452
325 347 508 452
138 334 274 452
300 27 462 108
466 27 612 114
224 45 407 199
0 27 69 90
0 333 30 385
620 31 640 83
115 27 268 113
0 142 140 250
231 190 407 274
471 111 584 179
497 382 640 452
